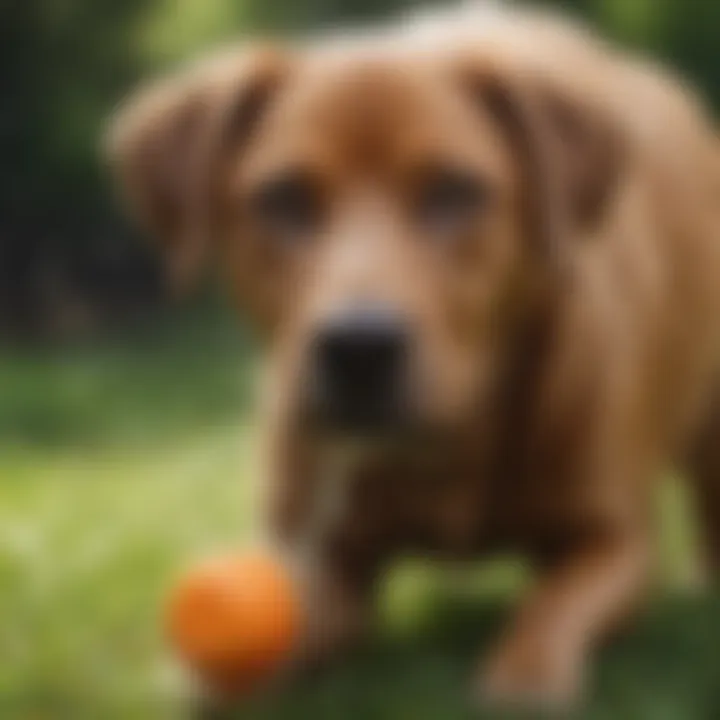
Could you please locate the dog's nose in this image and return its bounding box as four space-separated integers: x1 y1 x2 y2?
311 307 409 431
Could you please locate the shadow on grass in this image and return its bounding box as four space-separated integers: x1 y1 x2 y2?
230 593 720 720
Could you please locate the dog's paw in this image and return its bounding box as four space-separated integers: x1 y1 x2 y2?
474 638 585 714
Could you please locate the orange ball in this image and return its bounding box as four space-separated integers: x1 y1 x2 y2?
167 552 301 694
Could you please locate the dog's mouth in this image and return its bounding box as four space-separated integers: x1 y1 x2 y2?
302 359 417 440
306 393 416 442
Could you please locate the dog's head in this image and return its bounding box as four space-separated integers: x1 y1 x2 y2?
106 30 624 440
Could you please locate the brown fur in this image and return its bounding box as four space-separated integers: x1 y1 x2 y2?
106 7 720 709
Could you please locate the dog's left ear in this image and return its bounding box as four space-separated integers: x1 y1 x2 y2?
460 58 628 266
104 47 287 291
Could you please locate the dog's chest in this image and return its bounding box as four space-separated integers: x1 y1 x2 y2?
317 425 593 560
312 449 492 558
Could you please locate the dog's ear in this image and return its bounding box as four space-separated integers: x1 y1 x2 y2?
461 59 627 268
104 47 286 290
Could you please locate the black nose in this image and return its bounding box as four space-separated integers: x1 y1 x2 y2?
310 308 409 431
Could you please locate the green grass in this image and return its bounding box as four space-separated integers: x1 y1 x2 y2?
0 312 718 719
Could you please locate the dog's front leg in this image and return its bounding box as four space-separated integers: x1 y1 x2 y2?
479 528 650 710
265 439 379 673
287 549 378 671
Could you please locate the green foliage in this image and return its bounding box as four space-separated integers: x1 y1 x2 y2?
138 0 252 64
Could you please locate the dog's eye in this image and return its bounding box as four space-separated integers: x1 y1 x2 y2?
250 173 322 239
416 170 488 236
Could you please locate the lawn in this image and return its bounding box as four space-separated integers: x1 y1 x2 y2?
0 310 718 719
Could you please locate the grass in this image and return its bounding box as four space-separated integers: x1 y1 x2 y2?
0 310 718 719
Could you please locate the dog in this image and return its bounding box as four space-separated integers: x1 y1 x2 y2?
106 3 720 709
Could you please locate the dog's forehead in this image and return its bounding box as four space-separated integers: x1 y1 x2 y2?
243 52 509 179
283 54 443 119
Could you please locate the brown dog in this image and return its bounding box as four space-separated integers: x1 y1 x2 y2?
106 5 720 709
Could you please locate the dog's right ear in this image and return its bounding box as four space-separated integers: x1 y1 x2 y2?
104 47 286 290
458 56 628 273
